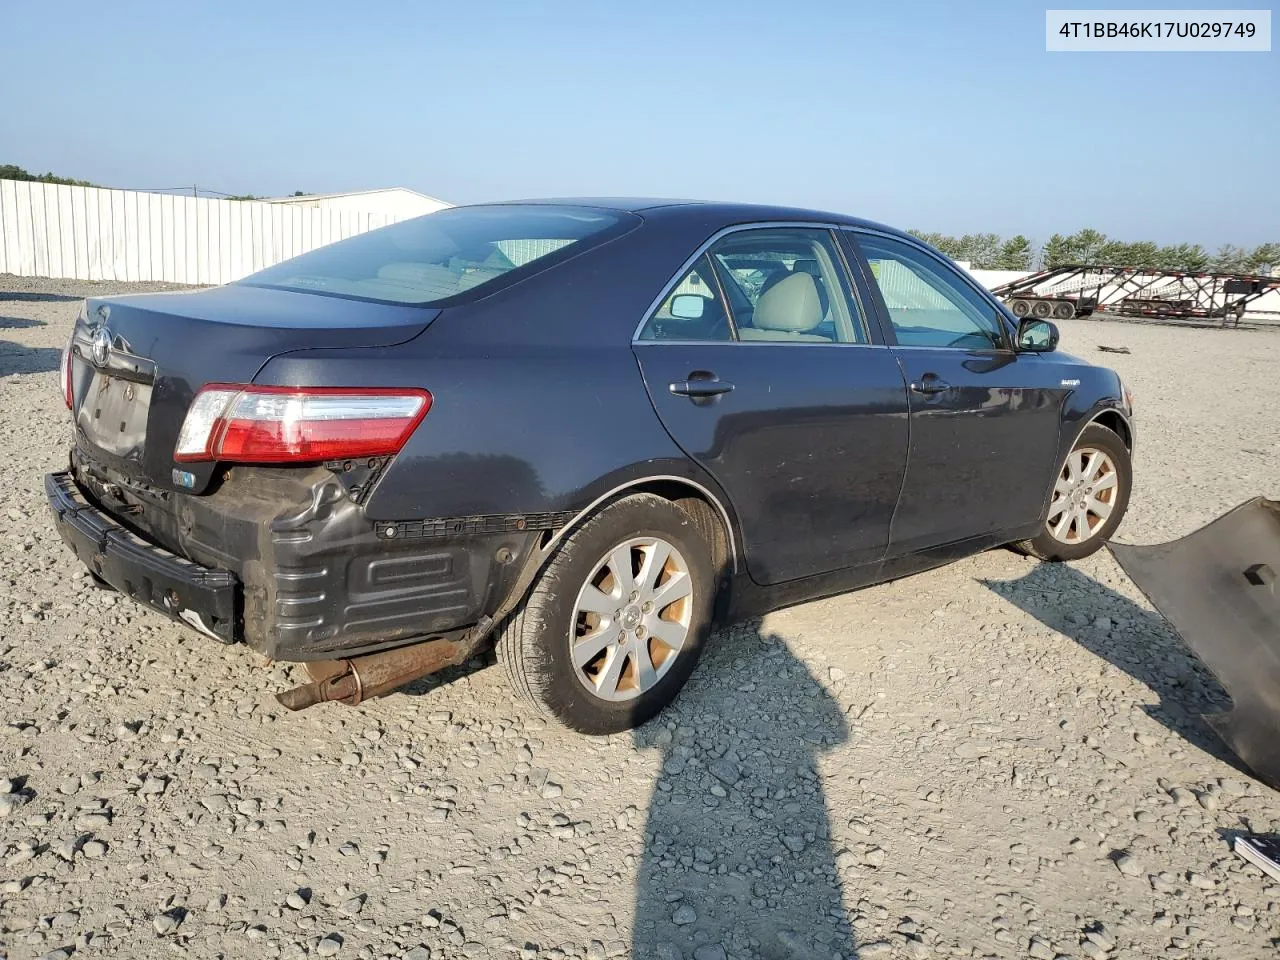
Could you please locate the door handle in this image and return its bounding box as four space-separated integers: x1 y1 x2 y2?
670 378 734 398
909 374 951 395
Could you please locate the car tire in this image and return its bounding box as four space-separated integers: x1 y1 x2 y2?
1010 299 1031 318
1032 299 1054 319
496 493 715 734
1052 300 1075 320
1018 423 1132 562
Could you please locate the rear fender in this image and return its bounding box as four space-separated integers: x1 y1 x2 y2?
1108 498 1280 789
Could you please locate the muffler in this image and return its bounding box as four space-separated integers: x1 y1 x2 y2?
276 634 476 711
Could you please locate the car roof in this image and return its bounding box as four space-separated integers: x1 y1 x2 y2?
468 197 913 238
492 197 697 212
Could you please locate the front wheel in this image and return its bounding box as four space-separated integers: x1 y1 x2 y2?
496 494 715 734
1019 423 1132 562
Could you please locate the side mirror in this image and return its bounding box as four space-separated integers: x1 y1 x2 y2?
1017 317 1059 352
670 294 707 320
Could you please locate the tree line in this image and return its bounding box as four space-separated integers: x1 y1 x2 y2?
908 227 1280 276
0 163 97 187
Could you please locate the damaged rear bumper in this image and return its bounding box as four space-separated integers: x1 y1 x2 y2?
46 465 541 664
46 471 239 642
1108 497 1280 790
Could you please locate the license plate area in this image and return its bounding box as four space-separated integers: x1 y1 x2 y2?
77 371 154 459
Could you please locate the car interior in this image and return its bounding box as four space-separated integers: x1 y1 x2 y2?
243 206 617 305
644 229 868 345
713 243 852 342
643 232 1012 352
736 271 831 341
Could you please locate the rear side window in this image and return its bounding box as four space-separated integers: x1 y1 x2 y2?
711 228 867 343
637 255 733 341
240 205 633 305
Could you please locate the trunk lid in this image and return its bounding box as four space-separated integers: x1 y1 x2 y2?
69 284 439 493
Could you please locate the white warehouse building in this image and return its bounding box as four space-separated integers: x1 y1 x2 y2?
266 187 451 220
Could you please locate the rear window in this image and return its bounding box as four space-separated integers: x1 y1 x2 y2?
239 204 633 305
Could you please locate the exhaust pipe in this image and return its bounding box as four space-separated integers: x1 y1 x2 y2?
276 635 476 711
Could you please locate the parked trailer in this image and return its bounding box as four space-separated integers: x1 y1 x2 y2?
990 265 1280 327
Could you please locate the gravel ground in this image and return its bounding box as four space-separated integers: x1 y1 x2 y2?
2 276 1279 960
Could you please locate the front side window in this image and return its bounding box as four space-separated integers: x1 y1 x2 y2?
710 228 866 343
637 254 732 341
855 233 1005 349
240 204 632 306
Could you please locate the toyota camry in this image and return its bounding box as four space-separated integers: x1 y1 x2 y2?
46 199 1135 733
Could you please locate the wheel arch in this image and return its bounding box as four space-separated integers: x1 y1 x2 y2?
1090 407 1133 450
1021 407 1134 560
544 474 739 576
1035 402 1134 525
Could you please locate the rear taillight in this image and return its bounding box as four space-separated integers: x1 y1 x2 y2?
174 384 431 464
59 339 73 409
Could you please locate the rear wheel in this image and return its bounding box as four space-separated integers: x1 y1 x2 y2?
497 494 715 734
1010 299 1031 318
1052 300 1075 320
1019 423 1131 562
1032 299 1054 319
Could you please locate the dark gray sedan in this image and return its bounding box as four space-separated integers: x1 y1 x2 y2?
47 199 1134 733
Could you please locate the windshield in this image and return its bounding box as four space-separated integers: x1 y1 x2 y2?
239 204 631 305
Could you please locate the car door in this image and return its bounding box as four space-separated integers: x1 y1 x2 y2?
633 225 910 585
842 230 1065 553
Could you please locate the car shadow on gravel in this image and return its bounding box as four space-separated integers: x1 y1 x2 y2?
0 291 82 303
629 626 858 960
981 563 1247 774
0 342 61 375
0 314 46 328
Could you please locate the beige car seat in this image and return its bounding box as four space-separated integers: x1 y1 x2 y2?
737 271 831 342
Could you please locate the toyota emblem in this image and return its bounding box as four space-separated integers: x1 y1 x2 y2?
91 328 112 367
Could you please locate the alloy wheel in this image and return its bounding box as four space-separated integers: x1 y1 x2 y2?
1046 446 1120 545
570 536 693 702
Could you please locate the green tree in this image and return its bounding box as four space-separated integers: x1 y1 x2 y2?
995 235 1033 270
1179 244 1210 271
1040 233 1072 268
932 235 966 260
1153 245 1180 270
1211 244 1248 272
0 163 96 187
1094 240 1133 265
956 233 1001 269
1124 241 1160 269
1245 243 1280 275
910 231 976 262
1064 228 1107 263
907 230 946 250
1152 243 1209 271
